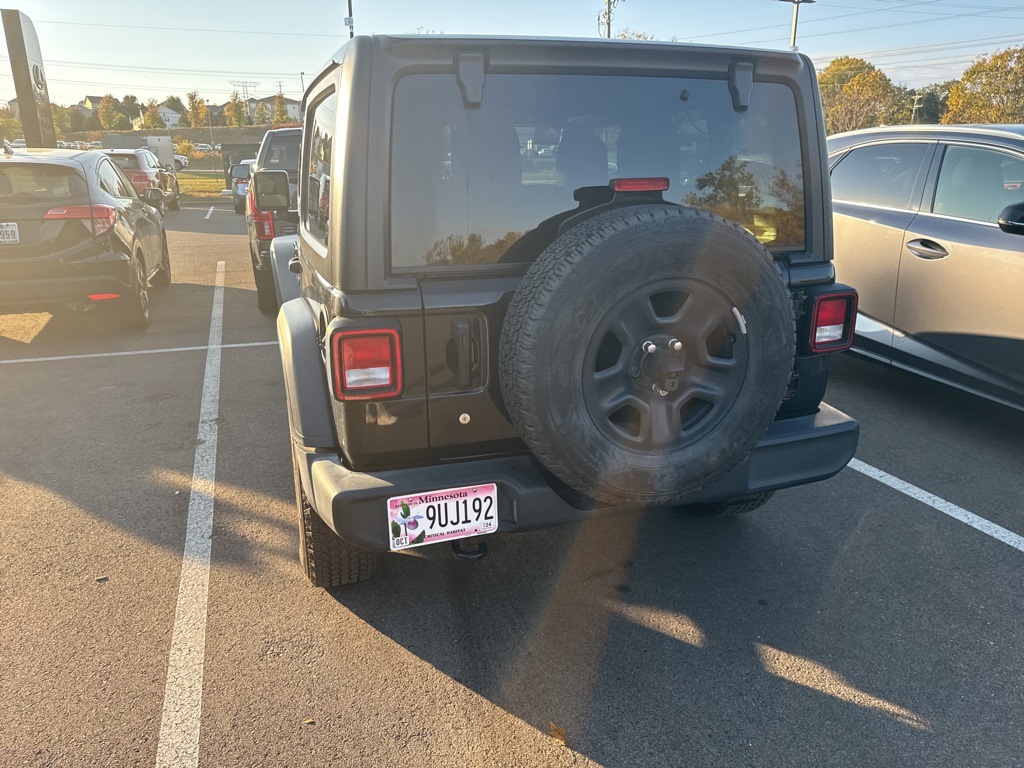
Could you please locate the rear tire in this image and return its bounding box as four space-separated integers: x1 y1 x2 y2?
292 456 378 587
116 253 150 331
234 199 245 215
166 186 180 211
150 234 172 288
680 491 775 518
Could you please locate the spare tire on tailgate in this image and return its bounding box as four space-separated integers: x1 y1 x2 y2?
499 204 795 506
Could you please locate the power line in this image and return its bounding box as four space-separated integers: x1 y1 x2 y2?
34 18 345 40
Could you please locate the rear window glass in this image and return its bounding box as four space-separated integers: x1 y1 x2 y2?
107 154 141 171
390 73 806 270
0 163 89 203
263 134 301 174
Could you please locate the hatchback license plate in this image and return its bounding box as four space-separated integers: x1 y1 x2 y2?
0 222 19 244
387 483 498 551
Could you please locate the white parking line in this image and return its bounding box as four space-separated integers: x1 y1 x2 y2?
155 261 225 768
849 458 1024 554
205 205 214 220
0 340 276 365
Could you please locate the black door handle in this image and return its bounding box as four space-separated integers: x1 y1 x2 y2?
452 318 472 388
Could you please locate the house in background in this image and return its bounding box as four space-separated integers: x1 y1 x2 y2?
244 94 301 122
130 104 183 130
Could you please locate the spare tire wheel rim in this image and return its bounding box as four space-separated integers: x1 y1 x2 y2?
581 277 749 452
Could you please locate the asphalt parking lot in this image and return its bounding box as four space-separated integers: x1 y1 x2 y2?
2 202 1023 768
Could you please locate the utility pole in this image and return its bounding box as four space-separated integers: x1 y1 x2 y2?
299 72 305 91
229 80 259 99
345 0 354 39
276 80 284 94
911 92 923 123
606 0 611 38
778 0 815 52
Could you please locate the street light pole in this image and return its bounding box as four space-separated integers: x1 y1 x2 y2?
778 0 815 52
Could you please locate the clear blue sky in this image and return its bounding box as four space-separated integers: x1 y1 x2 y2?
4 0 1023 107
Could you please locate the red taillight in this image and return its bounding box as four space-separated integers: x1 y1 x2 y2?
87 293 120 301
809 291 858 353
44 204 116 236
130 173 151 188
611 177 670 192
330 329 402 400
249 185 275 239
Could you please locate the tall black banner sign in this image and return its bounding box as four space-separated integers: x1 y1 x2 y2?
2 9 55 147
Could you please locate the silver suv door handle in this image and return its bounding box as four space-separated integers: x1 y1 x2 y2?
906 239 948 260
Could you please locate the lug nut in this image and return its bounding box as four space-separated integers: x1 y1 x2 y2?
642 341 656 354
669 338 682 351
630 367 640 377
652 384 669 396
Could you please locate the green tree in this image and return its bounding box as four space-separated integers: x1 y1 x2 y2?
0 107 22 142
69 108 85 132
98 94 120 129
186 91 209 129
143 99 166 129
253 101 270 125
164 95 185 115
119 94 141 121
83 113 102 131
111 113 132 131
225 91 249 127
272 93 289 124
51 104 71 138
943 46 1024 124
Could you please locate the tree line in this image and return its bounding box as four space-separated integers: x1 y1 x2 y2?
819 45 1024 134
0 89 295 140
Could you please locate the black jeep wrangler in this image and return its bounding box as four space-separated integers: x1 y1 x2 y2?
252 35 860 587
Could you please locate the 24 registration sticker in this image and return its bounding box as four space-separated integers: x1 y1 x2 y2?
387 483 498 551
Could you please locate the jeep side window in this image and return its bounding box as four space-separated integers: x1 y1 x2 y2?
830 143 930 211
303 92 337 247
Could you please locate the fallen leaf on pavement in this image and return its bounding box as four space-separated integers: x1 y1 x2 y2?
548 721 567 745
95 576 109 584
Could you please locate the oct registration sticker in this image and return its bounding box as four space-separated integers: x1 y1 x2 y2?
387 483 498 551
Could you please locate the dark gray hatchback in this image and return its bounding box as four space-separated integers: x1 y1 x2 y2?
0 148 171 330
828 125 1024 411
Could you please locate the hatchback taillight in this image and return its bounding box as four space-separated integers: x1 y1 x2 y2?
330 329 403 400
44 204 116 236
809 291 858 353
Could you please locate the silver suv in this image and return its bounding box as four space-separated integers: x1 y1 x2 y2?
828 124 1024 411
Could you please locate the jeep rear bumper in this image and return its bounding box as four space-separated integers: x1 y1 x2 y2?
298 402 859 552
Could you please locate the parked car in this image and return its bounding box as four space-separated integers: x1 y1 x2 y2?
0 147 170 330
828 124 1024 411
194 143 213 153
252 35 859 587
230 158 255 214
99 148 180 211
174 153 189 171
246 127 300 313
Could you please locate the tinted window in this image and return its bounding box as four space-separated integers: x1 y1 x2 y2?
263 132 301 180
98 159 134 198
107 153 140 171
932 144 1024 223
303 93 336 246
831 143 929 210
0 163 88 203
390 73 806 269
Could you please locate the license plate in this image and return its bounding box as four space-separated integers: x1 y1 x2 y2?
387 483 498 551
0 222 19 244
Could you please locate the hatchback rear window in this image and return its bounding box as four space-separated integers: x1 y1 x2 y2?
390 73 806 270
0 163 89 204
107 154 141 171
